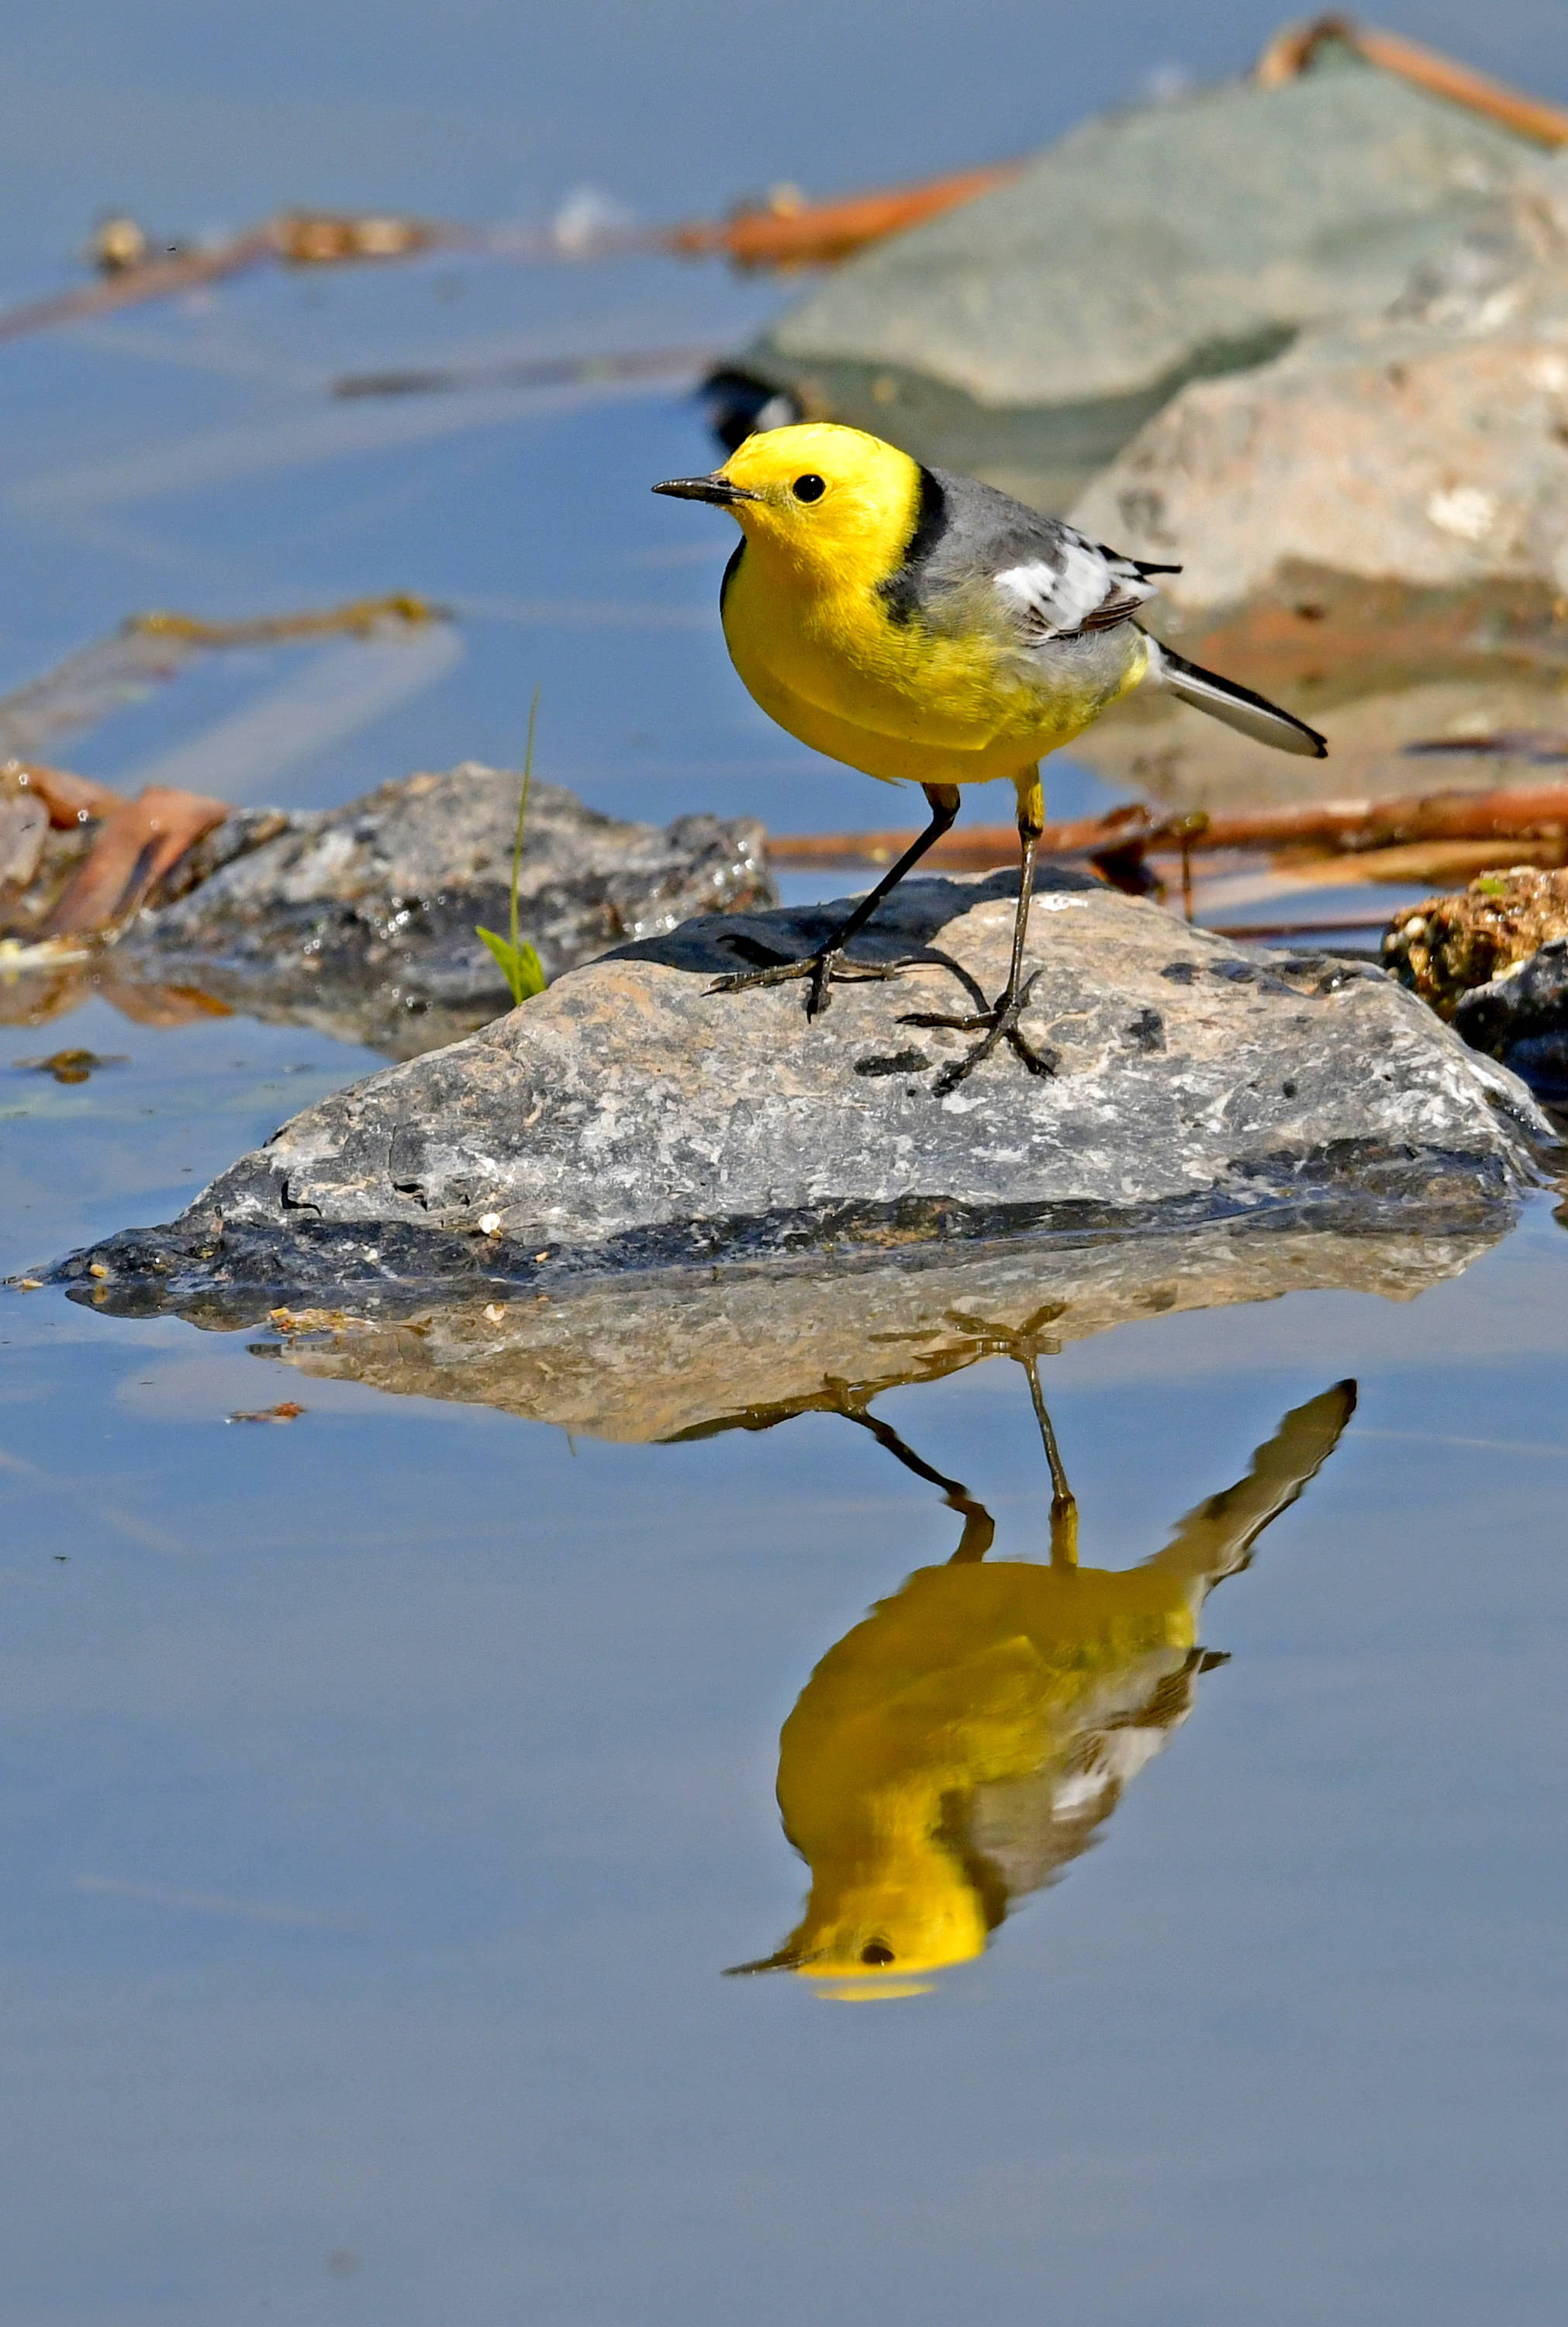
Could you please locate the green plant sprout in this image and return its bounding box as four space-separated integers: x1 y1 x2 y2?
476 686 547 1004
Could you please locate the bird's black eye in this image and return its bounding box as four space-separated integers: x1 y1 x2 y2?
791 473 826 503
861 1940 894 1966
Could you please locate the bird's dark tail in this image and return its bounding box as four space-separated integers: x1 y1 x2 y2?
1144 634 1327 759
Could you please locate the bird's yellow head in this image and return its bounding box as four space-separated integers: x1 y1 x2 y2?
654 423 924 585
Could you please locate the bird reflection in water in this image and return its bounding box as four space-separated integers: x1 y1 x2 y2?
728 1320 1355 1996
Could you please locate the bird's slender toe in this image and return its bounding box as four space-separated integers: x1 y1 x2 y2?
900 1008 989 1034
708 946 928 1018
907 970 1052 1094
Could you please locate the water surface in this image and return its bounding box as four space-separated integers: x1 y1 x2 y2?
2 8 1566 2319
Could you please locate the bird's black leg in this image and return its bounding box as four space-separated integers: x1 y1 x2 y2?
708 783 959 1020
900 774 1056 1091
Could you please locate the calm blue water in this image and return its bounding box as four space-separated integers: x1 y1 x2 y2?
2 6 1566 2320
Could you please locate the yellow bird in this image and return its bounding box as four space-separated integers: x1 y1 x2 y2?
726 1362 1355 1992
655 423 1325 1089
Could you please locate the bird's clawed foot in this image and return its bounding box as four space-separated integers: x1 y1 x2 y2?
901 970 1055 1094
709 949 918 1020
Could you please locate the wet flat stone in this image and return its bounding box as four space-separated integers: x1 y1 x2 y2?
50 867 1552 1311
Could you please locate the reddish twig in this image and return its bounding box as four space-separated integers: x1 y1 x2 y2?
767 783 1568 874
1255 16 1568 147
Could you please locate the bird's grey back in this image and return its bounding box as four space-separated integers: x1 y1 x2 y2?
880 464 1140 648
887 465 1078 609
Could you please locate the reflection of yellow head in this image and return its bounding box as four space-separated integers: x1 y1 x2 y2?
725 1807 993 1992
789 1865 990 1983
728 1383 1356 2002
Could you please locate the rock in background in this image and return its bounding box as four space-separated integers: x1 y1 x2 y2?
119 761 774 1056
1072 167 1568 605
722 54 1541 512
1065 168 1568 804
1451 937 1568 1102
1382 866 1568 1101
1386 866 1568 1012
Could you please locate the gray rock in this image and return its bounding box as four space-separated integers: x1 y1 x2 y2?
119 762 774 1057
724 57 1539 509
1070 179 1568 621
1054 166 1568 800
54 869 1551 1312
1455 938 1568 1101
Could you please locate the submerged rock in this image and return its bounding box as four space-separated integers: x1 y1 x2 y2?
54 868 1549 1311
116 762 773 1056
721 54 1540 510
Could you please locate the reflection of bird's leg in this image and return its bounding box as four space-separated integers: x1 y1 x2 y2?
710 782 959 1021
941 1306 1076 1563
1021 1354 1079 1567
826 1379 996 1563
902 770 1058 1091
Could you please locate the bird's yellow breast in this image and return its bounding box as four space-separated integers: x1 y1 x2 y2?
720 527 1145 791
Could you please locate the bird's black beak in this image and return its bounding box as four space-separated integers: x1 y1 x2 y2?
721 1947 806 1976
652 474 762 506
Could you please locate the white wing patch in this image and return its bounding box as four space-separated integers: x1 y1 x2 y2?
993 531 1163 644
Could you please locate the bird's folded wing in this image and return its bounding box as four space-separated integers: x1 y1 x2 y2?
992 529 1170 644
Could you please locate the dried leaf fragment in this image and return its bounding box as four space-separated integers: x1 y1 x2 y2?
266 1306 374 1336
14 1048 128 1083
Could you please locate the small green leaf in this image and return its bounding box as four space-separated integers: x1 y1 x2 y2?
477 926 547 1004
510 940 546 998
1474 876 1508 898
475 686 546 1007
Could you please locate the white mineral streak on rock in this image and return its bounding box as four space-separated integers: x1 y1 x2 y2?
1426 486 1498 541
